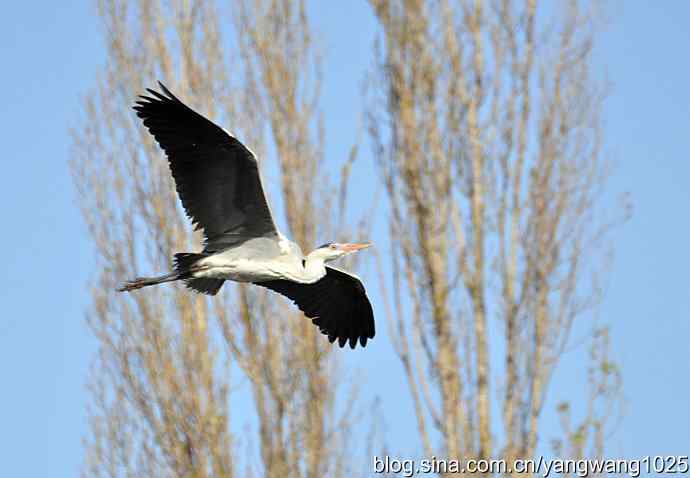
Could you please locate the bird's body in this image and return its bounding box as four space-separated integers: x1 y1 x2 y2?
190 236 329 284
118 83 375 348
196 237 302 282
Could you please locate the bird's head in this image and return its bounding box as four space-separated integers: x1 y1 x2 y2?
307 242 372 263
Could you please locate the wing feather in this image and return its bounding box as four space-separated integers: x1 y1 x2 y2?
134 82 278 250
254 267 375 349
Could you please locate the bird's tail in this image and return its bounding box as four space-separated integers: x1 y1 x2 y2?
174 252 225 295
173 252 208 277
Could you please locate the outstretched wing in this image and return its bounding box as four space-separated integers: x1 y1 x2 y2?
255 267 375 349
134 82 278 251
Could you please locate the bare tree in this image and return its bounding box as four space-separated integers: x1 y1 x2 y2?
367 0 623 472
218 1 367 477
72 0 625 475
72 1 364 476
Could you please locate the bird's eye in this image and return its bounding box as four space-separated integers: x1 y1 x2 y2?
329 244 337 249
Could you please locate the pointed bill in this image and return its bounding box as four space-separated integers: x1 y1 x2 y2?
338 242 372 252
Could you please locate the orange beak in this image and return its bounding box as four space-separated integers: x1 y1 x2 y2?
338 242 372 252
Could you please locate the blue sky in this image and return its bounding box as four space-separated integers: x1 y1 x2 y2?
1 1 688 476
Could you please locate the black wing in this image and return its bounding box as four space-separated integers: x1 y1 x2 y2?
134 82 278 251
255 267 375 349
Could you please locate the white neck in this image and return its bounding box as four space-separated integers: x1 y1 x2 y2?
296 254 327 284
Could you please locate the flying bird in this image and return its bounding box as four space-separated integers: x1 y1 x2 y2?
118 83 375 349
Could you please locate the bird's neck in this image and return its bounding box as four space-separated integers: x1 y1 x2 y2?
299 255 327 283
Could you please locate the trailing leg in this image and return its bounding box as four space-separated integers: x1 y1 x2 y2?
117 271 180 292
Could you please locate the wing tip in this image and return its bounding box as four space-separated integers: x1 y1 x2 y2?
131 80 178 111
157 80 178 101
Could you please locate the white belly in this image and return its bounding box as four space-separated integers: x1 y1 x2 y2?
194 256 294 283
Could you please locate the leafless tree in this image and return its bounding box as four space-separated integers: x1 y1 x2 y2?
72 0 626 475
71 1 364 476
367 0 624 472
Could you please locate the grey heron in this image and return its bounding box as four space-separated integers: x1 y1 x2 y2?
118 83 375 349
